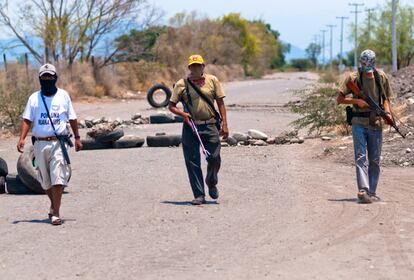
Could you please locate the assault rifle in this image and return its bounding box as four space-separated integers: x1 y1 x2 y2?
346 81 406 138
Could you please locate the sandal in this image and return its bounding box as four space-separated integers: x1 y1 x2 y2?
51 216 62 226
48 208 53 220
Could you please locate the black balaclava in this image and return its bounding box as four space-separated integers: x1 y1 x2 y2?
40 76 58 96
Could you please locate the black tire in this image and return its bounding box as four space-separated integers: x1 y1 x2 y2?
0 176 5 194
81 139 114 150
113 136 145 149
174 116 184 123
94 128 124 143
147 84 172 108
5 174 36 195
146 135 182 147
149 114 176 124
0 157 8 177
17 147 45 194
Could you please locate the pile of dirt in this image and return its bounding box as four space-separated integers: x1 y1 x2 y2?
389 66 414 127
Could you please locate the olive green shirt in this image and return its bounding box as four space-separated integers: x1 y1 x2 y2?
171 74 225 121
339 70 392 129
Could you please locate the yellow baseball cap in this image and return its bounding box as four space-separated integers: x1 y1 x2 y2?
188 54 204 66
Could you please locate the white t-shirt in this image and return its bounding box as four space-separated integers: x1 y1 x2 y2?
22 88 77 138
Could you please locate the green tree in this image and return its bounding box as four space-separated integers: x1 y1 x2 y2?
306 43 321 66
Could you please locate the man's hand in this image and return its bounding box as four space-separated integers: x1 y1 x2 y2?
17 138 25 153
75 138 83 152
384 111 394 125
182 112 192 127
354 99 369 108
220 123 229 140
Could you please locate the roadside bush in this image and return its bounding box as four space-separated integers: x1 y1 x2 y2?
290 59 313 71
289 86 350 135
319 70 338 84
0 65 37 133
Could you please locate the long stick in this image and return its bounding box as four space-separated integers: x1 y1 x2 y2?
189 119 211 159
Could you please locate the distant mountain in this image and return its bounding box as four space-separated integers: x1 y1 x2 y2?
285 45 307 62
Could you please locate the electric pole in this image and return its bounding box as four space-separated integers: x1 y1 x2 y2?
365 8 375 39
326 24 336 70
392 0 398 73
336 16 348 71
350 3 364 69
321 29 327 68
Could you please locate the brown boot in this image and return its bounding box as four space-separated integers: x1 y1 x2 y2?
357 190 372 204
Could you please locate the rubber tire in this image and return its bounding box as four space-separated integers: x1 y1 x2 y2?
94 128 124 143
147 84 172 108
81 139 114 150
5 174 36 195
0 157 8 177
113 136 145 149
174 116 184 123
17 147 45 194
0 176 5 194
149 114 176 124
146 135 182 147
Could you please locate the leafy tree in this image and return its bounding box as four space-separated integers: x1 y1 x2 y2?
306 43 321 66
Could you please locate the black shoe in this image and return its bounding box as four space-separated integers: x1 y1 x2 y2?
191 196 206 205
208 186 219 199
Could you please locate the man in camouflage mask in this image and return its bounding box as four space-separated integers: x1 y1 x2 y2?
337 50 394 203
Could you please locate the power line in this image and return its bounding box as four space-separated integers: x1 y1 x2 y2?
326 24 336 68
336 16 348 69
320 29 327 67
350 2 364 69
392 0 398 72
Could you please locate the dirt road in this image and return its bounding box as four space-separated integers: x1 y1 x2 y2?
0 72 413 279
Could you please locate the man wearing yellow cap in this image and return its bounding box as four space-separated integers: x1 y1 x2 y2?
169 55 229 205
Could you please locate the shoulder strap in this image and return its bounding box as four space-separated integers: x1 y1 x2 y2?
373 69 386 108
40 92 58 136
186 78 221 119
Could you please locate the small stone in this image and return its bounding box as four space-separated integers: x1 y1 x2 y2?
221 142 229 147
321 136 333 141
92 118 102 125
249 140 268 146
298 136 305 144
226 136 238 146
338 146 347 150
232 132 249 142
406 148 412 154
289 138 300 144
402 162 410 167
131 113 142 120
78 120 86 129
247 129 269 140
266 137 275 145
407 98 414 105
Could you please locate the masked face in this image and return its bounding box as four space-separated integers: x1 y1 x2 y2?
188 64 205 79
360 50 376 73
39 74 58 96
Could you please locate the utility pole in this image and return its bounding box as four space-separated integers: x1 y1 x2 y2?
365 8 375 39
350 3 364 69
336 16 348 72
321 29 327 68
326 24 336 70
392 0 398 73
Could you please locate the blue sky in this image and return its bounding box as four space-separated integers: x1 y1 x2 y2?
152 0 413 56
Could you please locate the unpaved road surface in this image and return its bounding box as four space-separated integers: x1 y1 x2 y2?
0 72 413 280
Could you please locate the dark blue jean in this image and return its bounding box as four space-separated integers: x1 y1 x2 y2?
352 124 383 195
182 123 221 198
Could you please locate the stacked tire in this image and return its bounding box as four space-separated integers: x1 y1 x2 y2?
82 129 146 150
0 153 42 195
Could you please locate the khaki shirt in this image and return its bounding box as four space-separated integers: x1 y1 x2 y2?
171 74 225 121
338 70 392 129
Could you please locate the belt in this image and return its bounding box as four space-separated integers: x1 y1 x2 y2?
353 112 371 118
35 136 58 141
193 118 216 125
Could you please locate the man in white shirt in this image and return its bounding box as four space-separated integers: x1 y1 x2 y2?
17 63 82 225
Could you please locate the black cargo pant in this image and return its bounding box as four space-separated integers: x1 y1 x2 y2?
182 123 221 198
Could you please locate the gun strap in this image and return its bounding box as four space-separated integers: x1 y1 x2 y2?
357 68 387 108
185 78 222 121
40 92 58 136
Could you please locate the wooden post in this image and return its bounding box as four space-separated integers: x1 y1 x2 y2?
25 53 29 76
